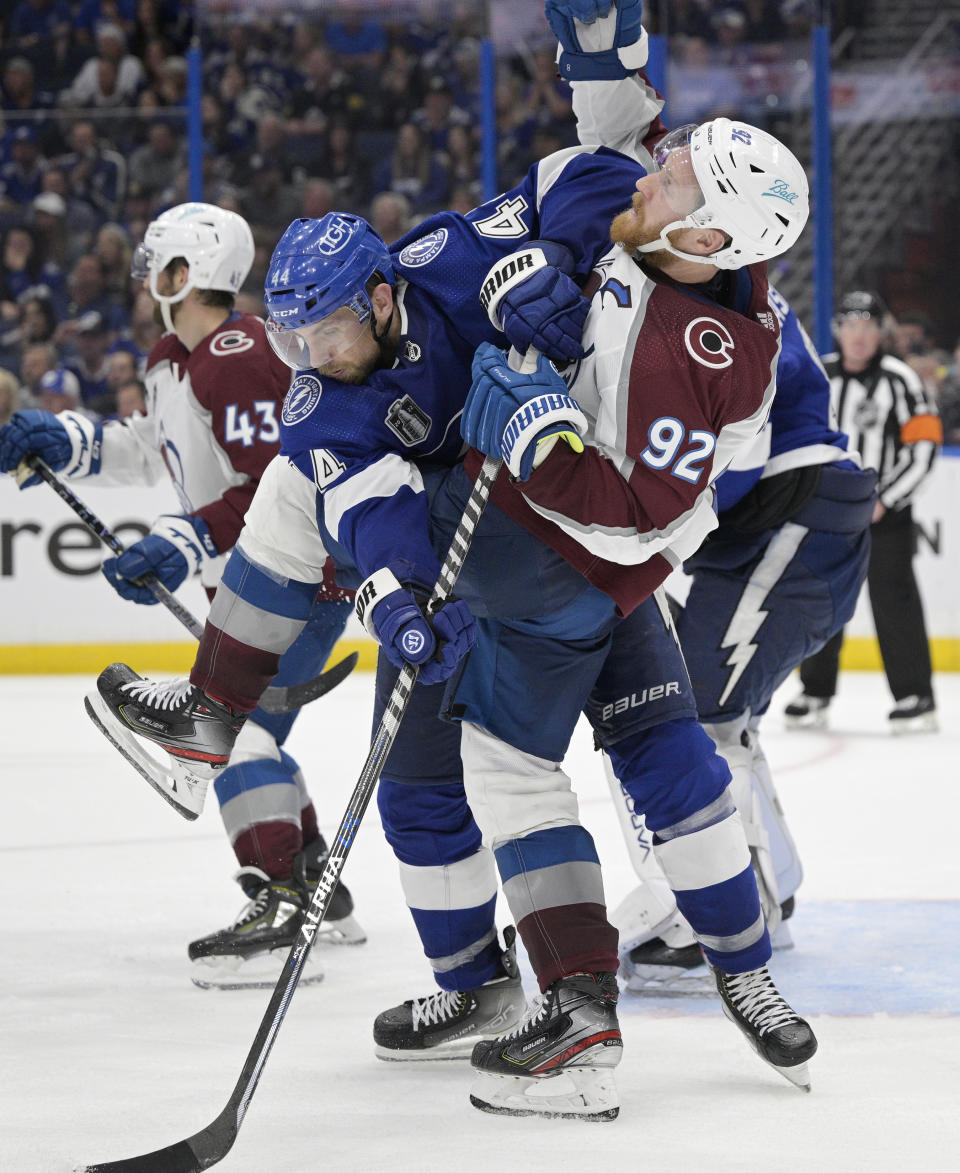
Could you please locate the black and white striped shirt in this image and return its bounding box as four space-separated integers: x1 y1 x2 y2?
823 351 941 510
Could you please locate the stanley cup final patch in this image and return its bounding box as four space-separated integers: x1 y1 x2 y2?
385 395 431 446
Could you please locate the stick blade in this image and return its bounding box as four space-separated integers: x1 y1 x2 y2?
77 1138 202 1173
258 650 359 713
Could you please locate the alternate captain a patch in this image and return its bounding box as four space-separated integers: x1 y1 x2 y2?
282 374 323 425
385 395 431 446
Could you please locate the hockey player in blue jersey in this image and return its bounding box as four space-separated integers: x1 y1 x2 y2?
85 5 820 1121
614 285 878 993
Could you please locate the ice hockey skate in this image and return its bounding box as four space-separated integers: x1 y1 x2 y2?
783 691 830 730
84 663 246 820
714 963 817 1091
469 970 622 1121
374 926 525 1060
620 938 714 995
189 866 325 990
888 695 938 734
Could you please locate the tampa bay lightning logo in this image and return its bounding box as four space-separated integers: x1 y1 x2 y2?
282 374 323 425
399 228 448 268
401 629 426 657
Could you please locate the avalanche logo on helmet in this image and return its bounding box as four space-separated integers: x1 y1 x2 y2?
282 374 323 425
399 228 448 268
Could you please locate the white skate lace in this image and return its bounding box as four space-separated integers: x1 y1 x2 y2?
121 677 195 711
411 989 465 1030
724 967 798 1034
499 990 551 1041
234 887 272 929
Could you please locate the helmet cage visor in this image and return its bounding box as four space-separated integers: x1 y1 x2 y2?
636 124 719 266
266 290 373 372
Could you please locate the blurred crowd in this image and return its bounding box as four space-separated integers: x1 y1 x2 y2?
0 0 955 443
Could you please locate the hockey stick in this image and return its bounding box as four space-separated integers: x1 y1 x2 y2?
76 451 504 1173
18 456 354 713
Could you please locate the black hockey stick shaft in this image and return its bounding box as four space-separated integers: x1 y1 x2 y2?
22 456 354 714
25 455 205 639
77 453 503 1173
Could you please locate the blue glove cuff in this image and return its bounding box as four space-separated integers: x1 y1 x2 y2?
557 47 637 80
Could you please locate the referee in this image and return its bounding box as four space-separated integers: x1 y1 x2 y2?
785 291 941 732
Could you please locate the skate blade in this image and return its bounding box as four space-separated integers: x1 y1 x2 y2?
620 963 715 997
190 949 324 991
784 713 828 731
720 1003 815 1092
375 1037 478 1062
889 715 938 735
469 1066 619 1120
316 914 367 946
85 691 210 820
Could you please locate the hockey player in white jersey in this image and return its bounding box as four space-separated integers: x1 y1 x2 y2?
0 202 364 988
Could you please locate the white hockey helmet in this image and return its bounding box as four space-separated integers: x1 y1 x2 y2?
132 202 254 329
636 118 810 270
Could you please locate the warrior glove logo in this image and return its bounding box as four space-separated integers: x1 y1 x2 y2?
684 317 735 369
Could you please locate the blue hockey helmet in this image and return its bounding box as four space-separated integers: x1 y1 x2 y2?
264 214 395 371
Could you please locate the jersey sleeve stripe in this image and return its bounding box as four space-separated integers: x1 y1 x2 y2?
900 414 944 445
323 453 426 541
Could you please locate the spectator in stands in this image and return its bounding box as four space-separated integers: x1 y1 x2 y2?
669 35 745 125
115 375 146 419
369 42 424 132
94 222 131 301
1 225 66 321
712 8 751 65
448 37 481 121
320 118 371 211
74 0 137 46
240 155 299 235
299 178 335 221
447 181 480 215
8 2 72 55
443 123 479 190
60 253 126 334
104 346 137 400
61 22 145 108
937 340 960 445
59 120 127 224
373 121 449 215
155 55 189 107
115 287 160 365
0 126 46 211
33 181 95 268
524 47 575 130
892 310 937 361
412 76 472 153
287 46 358 135
494 72 537 190
1 58 54 137
127 117 186 203
0 368 20 426
18 292 58 347
742 0 788 43
64 310 112 410
368 190 411 244
19 341 58 400
325 12 388 71
36 364 86 414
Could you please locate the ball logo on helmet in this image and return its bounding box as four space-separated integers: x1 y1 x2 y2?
684 317 735 369
763 180 800 205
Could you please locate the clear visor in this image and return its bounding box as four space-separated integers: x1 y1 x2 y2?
652 125 706 221
265 294 372 373
130 240 155 280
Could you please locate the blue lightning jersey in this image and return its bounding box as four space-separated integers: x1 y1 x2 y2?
715 285 854 512
279 145 648 589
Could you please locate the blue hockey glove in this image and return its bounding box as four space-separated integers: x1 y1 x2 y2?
463 341 587 481
546 0 648 81
355 567 476 685
0 409 103 487
480 241 588 364
102 514 218 604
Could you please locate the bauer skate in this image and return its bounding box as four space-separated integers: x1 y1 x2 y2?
469 970 622 1121
783 692 830 730
85 663 245 819
374 926 525 1060
888 695 937 735
189 867 324 990
714 963 817 1091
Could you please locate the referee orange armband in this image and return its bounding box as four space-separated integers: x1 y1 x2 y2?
900 414 943 445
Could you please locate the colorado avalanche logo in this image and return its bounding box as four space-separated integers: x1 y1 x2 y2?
399 228 448 268
684 317 735 369
282 374 323 425
210 329 254 356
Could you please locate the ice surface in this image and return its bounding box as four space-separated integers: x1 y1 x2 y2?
2 671 958 1172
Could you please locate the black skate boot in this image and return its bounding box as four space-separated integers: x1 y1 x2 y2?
189 867 323 991
85 664 246 819
888 695 937 734
622 938 713 996
374 926 526 1061
293 837 366 945
714 964 818 1091
783 691 830 730
469 970 622 1121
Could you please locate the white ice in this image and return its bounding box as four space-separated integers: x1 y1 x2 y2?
2 670 959 1173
